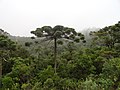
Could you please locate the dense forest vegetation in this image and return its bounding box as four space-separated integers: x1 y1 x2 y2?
0 21 120 90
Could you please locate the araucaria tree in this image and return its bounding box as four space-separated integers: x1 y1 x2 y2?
31 25 85 73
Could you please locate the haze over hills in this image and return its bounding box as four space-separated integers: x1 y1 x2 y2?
0 27 99 38
0 27 100 48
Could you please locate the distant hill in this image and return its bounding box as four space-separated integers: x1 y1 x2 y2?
0 28 100 55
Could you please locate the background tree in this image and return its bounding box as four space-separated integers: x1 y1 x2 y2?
0 35 16 88
31 25 85 73
90 21 120 48
102 58 120 89
25 42 33 47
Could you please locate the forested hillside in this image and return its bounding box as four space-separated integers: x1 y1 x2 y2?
1 21 120 90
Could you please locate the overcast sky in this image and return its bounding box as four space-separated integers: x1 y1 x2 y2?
0 0 120 36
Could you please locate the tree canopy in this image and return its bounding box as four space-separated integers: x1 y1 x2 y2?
1 22 120 90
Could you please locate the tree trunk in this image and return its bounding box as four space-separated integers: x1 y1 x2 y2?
54 38 57 74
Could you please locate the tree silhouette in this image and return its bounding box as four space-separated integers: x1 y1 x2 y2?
31 25 85 73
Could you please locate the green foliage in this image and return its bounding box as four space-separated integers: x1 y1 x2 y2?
31 37 35 39
60 78 77 90
1 22 120 90
38 65 54 83
2 57 34 89
32 82 42 90
31 25 86 74
101 58 120 89
0 35 16 50
25 42 33 47
57 40 63 45
2 76 14 89
43 78 54 89
90 21 120 48
79 78 98 90
21 83 32 90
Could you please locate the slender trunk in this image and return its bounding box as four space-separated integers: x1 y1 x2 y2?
54 38 57 74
